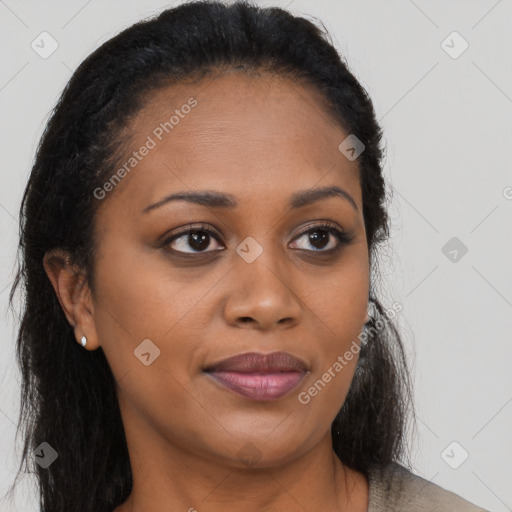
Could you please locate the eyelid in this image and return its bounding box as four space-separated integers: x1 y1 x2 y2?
163 222 223 240
293 220 344 237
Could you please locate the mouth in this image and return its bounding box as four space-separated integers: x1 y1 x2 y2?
203 351 309 401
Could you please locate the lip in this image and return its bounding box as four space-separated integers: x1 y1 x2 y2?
203 351 309 401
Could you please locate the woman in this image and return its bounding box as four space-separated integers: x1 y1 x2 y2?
8 1 489 511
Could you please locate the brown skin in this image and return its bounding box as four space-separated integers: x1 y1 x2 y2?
44 71 370 512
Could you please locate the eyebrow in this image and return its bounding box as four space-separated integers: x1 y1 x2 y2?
142 185 358 214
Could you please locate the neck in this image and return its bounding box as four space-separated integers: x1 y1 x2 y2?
114 416 368 512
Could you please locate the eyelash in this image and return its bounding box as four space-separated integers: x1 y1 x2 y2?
161 222 354 256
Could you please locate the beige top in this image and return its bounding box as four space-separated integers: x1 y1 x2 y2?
367 462 491 511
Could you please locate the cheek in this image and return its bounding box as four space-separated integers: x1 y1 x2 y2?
92 256 210 439
297 286 365 423
92 239 227 388
297 254 368 407
306 257 369 343
93 236 213 337
299 357 358 414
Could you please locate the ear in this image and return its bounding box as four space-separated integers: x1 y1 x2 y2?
43 248 99 350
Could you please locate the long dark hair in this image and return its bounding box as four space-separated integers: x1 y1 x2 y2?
7 1 415 511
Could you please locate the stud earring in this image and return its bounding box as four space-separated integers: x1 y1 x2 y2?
80 335 87 348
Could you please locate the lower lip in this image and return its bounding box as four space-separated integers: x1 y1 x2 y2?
205 370 306 401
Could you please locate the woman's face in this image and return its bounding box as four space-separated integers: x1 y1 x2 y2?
90 71 369 468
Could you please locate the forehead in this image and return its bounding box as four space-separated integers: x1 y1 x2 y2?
99 70 361 216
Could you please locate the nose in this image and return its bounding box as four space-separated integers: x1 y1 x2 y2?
223 250 302 331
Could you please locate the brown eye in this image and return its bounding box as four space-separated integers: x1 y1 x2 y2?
163 225 224 254
289 223 354 252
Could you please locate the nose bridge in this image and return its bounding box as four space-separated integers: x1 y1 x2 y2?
223 232 301 329
236 232 290 295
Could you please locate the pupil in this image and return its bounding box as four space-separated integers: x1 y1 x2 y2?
310 229 328 249
189 231 209 251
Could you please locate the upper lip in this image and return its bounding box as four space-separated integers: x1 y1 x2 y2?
204 351 309 373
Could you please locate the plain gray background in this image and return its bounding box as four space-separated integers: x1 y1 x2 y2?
1 0 511 510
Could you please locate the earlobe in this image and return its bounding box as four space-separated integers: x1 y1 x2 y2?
43 248 99 350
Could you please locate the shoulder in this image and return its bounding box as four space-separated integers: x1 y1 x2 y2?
367 461 490 512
